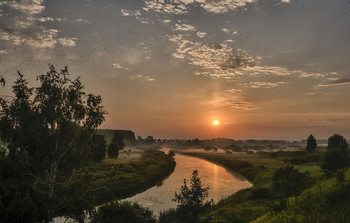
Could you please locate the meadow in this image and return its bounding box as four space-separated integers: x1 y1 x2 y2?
180 147 350 222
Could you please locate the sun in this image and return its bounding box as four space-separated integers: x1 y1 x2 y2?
213 120 219 125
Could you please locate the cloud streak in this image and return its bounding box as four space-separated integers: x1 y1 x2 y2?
317 78 350 87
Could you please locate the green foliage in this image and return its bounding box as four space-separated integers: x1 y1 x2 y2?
159 170 212 223
173 170 209 209
306 134 317 152
335 169 345 187
111 131 125 149
92 201 156 223
250 187 275 200
272 166 308 206
0 65 107 222
106 131 125 158
89 150 176 204
107 143 119 158
91 134 107 163
321 134 349 173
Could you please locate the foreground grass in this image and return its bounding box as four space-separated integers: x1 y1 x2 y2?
182 149 350 222
85 150 176 205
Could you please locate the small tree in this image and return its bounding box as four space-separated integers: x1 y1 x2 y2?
111 131 125 150
272 165 308 206
108 144 119 158
306 134 317 152
173 170 209 209
321 134 349 174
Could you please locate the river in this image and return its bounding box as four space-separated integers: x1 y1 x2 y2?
124 150 252 215
53 149 251 222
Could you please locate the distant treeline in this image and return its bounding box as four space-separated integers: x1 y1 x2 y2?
95 129 331 149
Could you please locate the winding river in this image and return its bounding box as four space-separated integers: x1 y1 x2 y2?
124 150 252 215
54 149 251 222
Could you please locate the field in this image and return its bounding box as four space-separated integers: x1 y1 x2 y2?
181 147 350 222
83 150 176 205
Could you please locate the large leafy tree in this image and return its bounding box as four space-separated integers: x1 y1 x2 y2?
306 134 317 152
0 65 107 222
321 134 349 174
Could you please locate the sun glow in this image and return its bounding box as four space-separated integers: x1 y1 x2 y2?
213 120 219 125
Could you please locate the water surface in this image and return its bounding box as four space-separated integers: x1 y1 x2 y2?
125 151 252 214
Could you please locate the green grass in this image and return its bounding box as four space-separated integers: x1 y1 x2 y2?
82 150 176 205
181 148 350 223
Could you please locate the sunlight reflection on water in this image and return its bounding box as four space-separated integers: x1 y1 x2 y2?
124 149 252 215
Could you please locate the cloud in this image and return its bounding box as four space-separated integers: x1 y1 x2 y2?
143 0 189 15
225 99 257 110
0 49 8 54
121 9 141 17
130 74 156 82
219 51 256 70
0 0 79 49
222 28 230 34
58 37 77 47
317 78 350 87
196 31 207 38
248 81 286 88
112 63 130 70
227 88 242 93
0 0 45 15
174 23 196 31
163 19 171 23
196 0 256 14
0 24 77 48
141 0 267 16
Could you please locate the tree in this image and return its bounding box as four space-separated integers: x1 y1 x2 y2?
91 134 107 163
306 134 317 152
272 165 308 206
111 131 125 150
108 143 119 158
170 170 212 223
107 131 125 158
92 201 156 223
321 134 349 173
0 65 107 222
173 170 209 209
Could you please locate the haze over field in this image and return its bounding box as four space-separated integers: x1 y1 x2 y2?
1 0 350 139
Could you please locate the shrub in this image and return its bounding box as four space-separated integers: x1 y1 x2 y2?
250 187 275 200
92 201 156 223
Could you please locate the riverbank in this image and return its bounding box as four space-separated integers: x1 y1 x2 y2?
85 150 176 205
181 149 350 222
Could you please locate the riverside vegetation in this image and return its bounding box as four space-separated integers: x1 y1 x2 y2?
0 66 175 223
180 134 350 223
1 66 349 223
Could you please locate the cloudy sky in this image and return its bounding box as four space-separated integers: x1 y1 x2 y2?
1 0 350 140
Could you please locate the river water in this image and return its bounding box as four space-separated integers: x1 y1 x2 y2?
124 151 252 215
53 150 251 222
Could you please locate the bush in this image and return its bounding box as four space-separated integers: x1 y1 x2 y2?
290 156 308 164
250 187 275 200
107 143 119 158
92 201 156 223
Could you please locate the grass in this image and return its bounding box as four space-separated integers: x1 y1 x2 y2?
181 147 350 222
84 150 176 205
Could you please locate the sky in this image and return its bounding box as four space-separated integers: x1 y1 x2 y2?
1 0 350 140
